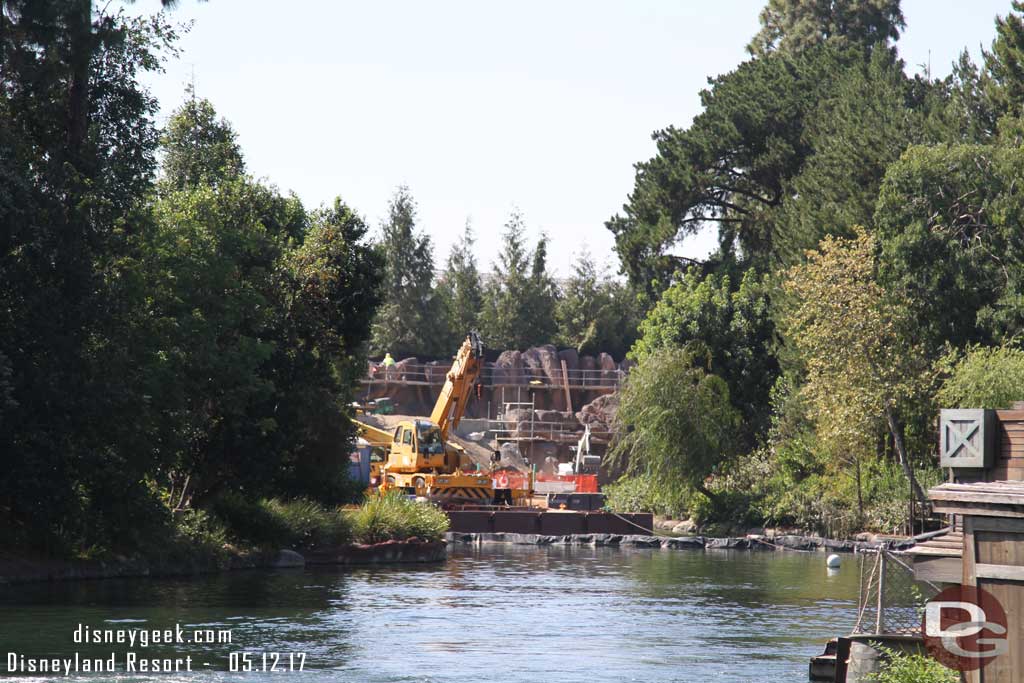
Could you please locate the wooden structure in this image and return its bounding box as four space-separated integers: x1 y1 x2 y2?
930 481 1024 683
949 408 1024 483
908 408 1024 583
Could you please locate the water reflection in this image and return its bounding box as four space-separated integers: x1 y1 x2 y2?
0 546 863 682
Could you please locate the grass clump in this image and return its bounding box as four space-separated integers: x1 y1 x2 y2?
349 492 449 544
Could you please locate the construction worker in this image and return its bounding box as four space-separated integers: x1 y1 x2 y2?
382 352 395 381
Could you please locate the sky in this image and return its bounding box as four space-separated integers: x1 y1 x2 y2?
122 0 1013 276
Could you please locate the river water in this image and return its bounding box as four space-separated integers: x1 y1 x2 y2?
0 544 863 682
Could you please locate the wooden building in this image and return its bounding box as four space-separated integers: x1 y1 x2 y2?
905 408 1024 682
928 481 1024 683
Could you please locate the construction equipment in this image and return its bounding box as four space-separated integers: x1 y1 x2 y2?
352 333 493 504
571 423 601 474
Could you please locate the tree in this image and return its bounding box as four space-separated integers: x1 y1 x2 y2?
782 228 932 509
0 8 179 551
609 347 741 503
272 198 382 500
937 345 1024 410
556 250 639 358
874 143 1024 351
369 186 445 358
632 267 777 439
479 210 558 350
607 43 864 296
140 178 294 507
160 95 245 190
436 220 483 348
984 1 1024 117
747 0 904 57
524 233 559 345
775 46 928 262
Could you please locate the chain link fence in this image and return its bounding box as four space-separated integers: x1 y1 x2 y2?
852 549 940 635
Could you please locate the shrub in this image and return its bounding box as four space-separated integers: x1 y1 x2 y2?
937 344 1024 409
862 460 945 534
868 648 958 683
212 494 351 550
145 508 232 567
603 475 690 519
349 492 449 544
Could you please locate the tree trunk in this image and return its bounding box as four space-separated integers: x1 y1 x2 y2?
695 481 717 505
855 456 864 526
884 403 928 506
65 0 92 156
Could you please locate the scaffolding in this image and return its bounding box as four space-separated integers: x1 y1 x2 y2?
484 401 614 446
361 361 624 391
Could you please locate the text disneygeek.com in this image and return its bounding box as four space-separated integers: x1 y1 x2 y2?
5 623 307 674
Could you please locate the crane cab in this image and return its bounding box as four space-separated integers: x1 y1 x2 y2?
387 419 453 473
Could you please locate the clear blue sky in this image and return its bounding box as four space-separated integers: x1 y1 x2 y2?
122 0 1012 276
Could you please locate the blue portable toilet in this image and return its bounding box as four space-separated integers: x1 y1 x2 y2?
348 438 372 486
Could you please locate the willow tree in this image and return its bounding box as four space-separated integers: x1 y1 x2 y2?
609 346 740 503
782 228 932 513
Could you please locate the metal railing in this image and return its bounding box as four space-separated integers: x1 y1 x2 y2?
362 361 624 390
489 402 614 443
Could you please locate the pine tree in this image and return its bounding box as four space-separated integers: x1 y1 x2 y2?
747 0 904 57
555 249 643 359
369 187 445 358
161 93 245 191
437 220 484 348
525 233 559 345
985 2 1024 120
480 210 558 350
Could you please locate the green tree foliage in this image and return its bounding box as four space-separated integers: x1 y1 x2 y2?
937 345 1024 409
436 220 484 348
875 144 1024 350
555 250 639 359
609 347 741 503
0 7 178 552
266 199 381 500
369 186 445 358
782 229 932 507
141 179 285 506
479 210 559 350
160 94 245 190
604 1 1024 530
776 47 929 261
0 7 381 554
747 0 904 57
931 52 1001 143
138 177 379 508
632 268 777 437
985 2 1024 116
526 234 560 345
607 43 863 296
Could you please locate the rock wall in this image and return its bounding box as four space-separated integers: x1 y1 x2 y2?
363 345 628 421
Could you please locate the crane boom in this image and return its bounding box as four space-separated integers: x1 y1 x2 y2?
429 331 483 440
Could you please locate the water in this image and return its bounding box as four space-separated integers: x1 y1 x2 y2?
0 545 863 682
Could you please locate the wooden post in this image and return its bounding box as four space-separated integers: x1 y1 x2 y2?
876 552 885 634
560 359 573 414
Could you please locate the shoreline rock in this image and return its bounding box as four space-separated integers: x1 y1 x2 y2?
307 538 447 565
445 532 913 553
0 538 448 585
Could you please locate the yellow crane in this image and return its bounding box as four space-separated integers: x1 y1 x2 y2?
353 333 493 503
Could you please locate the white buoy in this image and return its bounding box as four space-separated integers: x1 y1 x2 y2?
826 553 842 568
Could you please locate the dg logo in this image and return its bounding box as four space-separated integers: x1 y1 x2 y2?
922 585 1008 671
